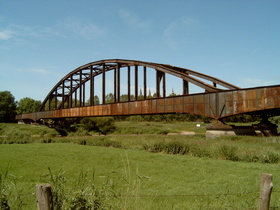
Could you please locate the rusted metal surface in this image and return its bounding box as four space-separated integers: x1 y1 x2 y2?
14 59 280 122
16 85 280 122
37 59 240 112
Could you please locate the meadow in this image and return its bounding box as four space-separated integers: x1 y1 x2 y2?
1 122 280 209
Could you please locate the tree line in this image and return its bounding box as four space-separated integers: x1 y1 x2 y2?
0 91 41 123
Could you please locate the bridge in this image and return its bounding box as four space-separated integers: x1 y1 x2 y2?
16 59 280 130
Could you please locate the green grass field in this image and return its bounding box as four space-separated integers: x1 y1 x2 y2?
1 122 280 209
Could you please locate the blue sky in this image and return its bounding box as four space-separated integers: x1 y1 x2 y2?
1 0 280 102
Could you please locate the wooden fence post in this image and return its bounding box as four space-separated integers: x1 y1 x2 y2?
259 173 273 210
36 184 53 210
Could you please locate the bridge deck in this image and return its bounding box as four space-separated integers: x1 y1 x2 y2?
16 85 280 122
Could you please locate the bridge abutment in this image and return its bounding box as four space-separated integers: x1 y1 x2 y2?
206 120 278 139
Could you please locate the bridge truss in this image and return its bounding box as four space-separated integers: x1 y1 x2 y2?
16 59 280 122
39 59 240 111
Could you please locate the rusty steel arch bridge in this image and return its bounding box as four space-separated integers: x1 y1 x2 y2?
16 59 280 123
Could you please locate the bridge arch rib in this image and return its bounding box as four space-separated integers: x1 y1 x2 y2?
40 59 240 112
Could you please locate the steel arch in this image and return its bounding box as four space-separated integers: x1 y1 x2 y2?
39 59 240 111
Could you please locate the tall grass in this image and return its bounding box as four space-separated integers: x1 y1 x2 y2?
1 143 280 209
0 123 60 144
1 122 280 164
1 122 280 208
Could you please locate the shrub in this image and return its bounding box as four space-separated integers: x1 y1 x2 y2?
242 154 259 163
42 137 53 143
149 142 166 153
81 117 116 135
165 141 189 155
190 146 211 158
261 152 280 164
44 168 110 209
78 140 87 145
0 172 10 210
219 145 239 161
92 138 123 148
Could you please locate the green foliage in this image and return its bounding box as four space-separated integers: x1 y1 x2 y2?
77 137 123 148
81 117 116 135
219 145 239 161
0 123 60 144
1 143 280 209
0 171 10 210
48 167 67 209
86 95 100 106
148 141 190 155
142 135 280 164
114 121 169 134
224 114 260 123
261 152 280 164
114 121 205 134
115 114 212 123
120 94 135 102
165 141 190 155
0 91 17 123
270 116 280 124
0 169 29 209
2 122 280 166
17 97 41 114
105 93 114 103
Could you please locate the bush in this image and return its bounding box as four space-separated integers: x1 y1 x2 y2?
261 152 280 164
165 141 189 155
190 146 211 158
42 138 53 143
149 142 166 153
45 168 111 209
147 141 190 155
93 138 122 148
242 154 259 163
81 117 116 135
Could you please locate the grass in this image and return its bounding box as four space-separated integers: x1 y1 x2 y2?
1 122 280 208
114 121 206 134
1 143 280 209
1 122 280 163
0 123 60 144
51 134 280 164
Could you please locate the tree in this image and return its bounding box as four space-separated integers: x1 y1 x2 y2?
169 89 177 97
94 95 100 105
120 94 128 102
147 89 153 99
17 97 41 114
0 91 17 122
105 93 114 103
138 88 144 100
85 95 100 106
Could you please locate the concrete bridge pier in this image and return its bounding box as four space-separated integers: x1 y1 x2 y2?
206 118 279 139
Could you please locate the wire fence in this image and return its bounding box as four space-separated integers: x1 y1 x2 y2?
4 176 279 209
8 189 280 198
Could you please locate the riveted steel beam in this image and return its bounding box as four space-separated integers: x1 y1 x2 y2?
38 59 241 112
